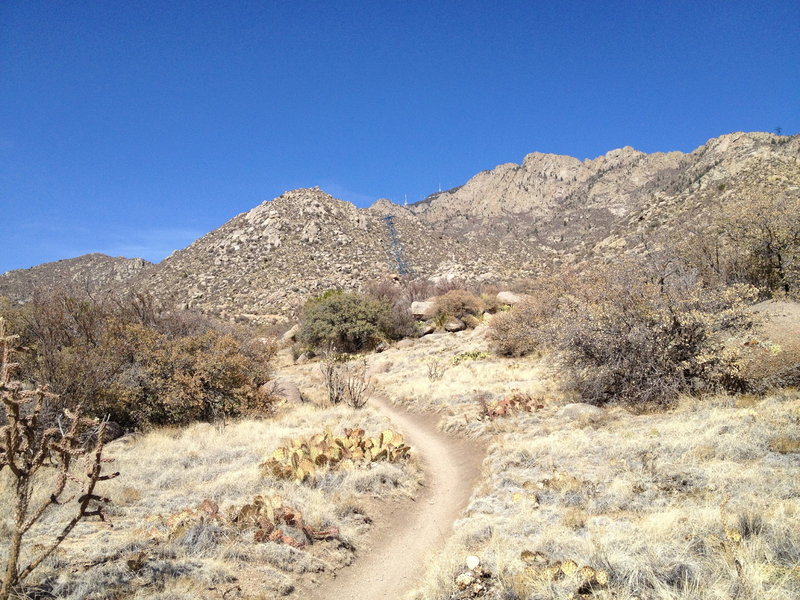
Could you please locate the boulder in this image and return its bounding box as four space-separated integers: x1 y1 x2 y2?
417 322 436 336
444 318 466 332
411 301 435 319
261 379 304 404
496 291 526 305
281 324 300 343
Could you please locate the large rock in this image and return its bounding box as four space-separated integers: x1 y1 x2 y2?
281 324 300 343
444 318 466 332
411 301 435 319
417 322 436 336
261 379 304 404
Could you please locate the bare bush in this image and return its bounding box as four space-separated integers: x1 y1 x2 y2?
426 359 448 382
432 290 485 322
0 319 119 599
679 193 800 298
320 353 372 409
490 263 757 406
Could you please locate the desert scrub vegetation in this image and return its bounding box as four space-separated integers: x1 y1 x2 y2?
5 404 420 599
489 262 758 406
680 191 800 298
411 390 800 600
0 289 276 430
260 427 410 482
298 290 401 353
0 319 118 599
431 289 485 327
320 352 372 408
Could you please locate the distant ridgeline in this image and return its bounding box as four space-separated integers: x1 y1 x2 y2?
2 132 797 321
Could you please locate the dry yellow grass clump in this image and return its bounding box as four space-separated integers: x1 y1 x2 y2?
1 404 421 599
409 390 800 600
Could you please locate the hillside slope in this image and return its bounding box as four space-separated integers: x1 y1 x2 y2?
0 253 152 304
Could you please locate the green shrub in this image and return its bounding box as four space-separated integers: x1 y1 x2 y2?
298 290 396 353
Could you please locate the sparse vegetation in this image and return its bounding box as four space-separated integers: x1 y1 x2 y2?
320 353 372 408
681 192 800 298
431 289 485 323
490 263 757 406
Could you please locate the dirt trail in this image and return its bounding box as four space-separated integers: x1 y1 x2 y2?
306 395 485 600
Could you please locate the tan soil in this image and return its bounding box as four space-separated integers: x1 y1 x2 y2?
302 394 485 600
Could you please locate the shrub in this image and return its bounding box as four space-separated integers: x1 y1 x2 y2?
298 290 396 353
431 290 485 322
680 193 800 298
363 280 417 340
490 263 757 406
2 289 276 430
320 353 371 408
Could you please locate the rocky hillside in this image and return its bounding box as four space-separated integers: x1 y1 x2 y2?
135 131 796 320
4 132 798 320
0 254 152 304
411 131 800 263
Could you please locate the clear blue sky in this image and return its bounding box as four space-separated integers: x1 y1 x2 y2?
1 0 798 273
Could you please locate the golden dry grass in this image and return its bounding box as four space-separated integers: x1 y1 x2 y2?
407 390 800 600
1 403 421 599
4 306 798 600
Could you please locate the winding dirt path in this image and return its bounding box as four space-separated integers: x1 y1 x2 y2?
306 395 485 600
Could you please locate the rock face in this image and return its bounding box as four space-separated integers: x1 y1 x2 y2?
411 301 435 318
3 133 798 322
0 254 152 304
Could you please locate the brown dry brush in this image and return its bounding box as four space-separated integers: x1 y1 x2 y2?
320 352 372 408
0 319 118 600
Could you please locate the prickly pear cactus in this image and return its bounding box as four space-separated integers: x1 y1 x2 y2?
514 550 609 595
261 427 411 482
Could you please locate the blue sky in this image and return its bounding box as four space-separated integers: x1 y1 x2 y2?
1 0 798 273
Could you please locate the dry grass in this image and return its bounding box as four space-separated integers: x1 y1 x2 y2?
1 404 421 599
364 324 562 437
5 304 797 599
408 390 800 600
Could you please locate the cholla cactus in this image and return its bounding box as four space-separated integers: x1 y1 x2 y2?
0 318 119 600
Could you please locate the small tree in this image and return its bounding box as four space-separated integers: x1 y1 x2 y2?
0 319 118 599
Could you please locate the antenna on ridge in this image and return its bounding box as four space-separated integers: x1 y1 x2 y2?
404 194 408 207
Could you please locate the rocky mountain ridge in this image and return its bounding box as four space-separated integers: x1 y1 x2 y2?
4 132 798 321
0 254 151 305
